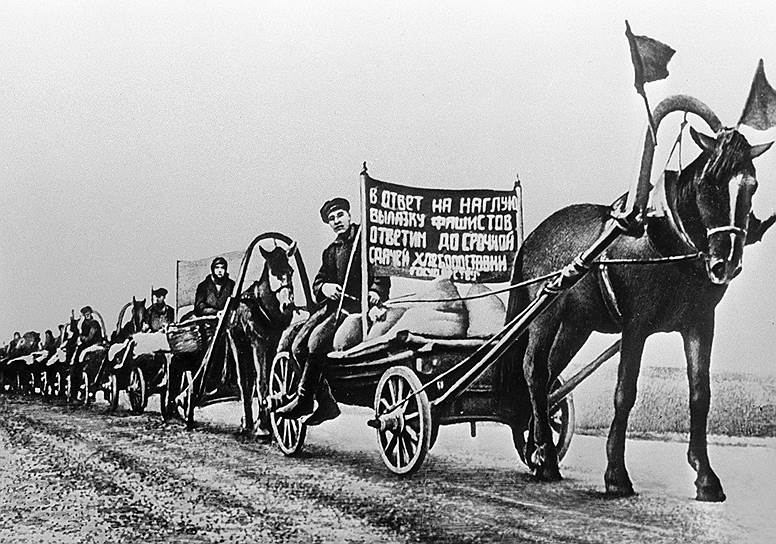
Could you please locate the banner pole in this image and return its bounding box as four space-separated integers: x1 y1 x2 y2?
359 164 370 341
514 175 524 249
175 260 180 321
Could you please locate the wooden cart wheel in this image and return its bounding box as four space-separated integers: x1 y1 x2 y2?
105 373 119 412
268 351 306 456
158 356 171 421
515 377 575 466
79 370 90 406
127 367 147 414
429 422 440 450
52 371 63 398
159 382 171 420
39 372 48 398
373 366 432 476
175 370 194 423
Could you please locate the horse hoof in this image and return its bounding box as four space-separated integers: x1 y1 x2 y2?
695 486 726 502
605 483 635 498
532 465 563 482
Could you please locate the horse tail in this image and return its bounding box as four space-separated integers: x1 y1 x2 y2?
496 248 531 410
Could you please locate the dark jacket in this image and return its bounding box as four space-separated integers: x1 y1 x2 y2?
194 275 235 316
147 302 175 331
79 318 103 347
41 334 57 355
312 223 390 313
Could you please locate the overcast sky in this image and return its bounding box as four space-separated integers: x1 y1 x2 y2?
1 1 775 374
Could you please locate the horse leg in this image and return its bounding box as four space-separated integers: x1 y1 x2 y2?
523 319 561 481
231 334 256 436
253 342 271 434
604 330 646 497
529 319 593 479
682 319 725 502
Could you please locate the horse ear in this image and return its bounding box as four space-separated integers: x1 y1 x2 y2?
749 141 774 160
690 126 716 153
259 245 270 259
133 296 136 303
286 241 297 258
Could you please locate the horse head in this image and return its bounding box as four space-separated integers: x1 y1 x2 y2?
62 313 80 348
20 331 41 354
256 242 297 318
130 296 148 333
687 127 772 284
637 95 773 286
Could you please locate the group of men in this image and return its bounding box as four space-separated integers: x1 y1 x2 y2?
182 196 391 427
3 196 387 427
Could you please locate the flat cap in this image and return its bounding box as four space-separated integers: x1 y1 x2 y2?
80 305 93 315
151 287 168 297
319 197 350 222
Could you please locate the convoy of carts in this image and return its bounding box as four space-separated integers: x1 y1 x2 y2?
0 168 633 476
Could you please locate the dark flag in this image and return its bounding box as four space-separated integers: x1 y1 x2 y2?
625 20 676 142
739 59 776 131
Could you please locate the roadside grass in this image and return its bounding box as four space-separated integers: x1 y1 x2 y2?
571 363 776 438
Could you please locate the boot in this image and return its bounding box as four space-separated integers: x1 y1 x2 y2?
276 359 318 419
304 378 340 426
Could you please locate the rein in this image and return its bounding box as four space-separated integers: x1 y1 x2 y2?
380 250 701 307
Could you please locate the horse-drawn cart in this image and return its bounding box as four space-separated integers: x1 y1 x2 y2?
171 232 313 432
105 300 172 415
265 166 628 474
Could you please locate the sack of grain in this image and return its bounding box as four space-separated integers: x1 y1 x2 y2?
463 284 506 337
386 278 468 338
332 313 363 351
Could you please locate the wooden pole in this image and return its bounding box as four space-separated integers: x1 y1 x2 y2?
359 164 370 341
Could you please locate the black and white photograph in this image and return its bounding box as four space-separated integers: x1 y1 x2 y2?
1 2 775 542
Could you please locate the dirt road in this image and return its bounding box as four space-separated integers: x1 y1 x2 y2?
0 396 772 543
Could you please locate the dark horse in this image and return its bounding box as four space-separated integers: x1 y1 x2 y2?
113 298 148 343
229 242 297 435
505 96 773 501
196 242 298 435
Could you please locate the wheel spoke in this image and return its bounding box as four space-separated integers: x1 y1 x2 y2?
404 411 419 422
396 378 405 403
386 432 399 460
401 433 411 465
404 425 419 444
388 378 397 405
282 421 291 445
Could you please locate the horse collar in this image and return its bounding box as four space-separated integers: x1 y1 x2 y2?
645 171 702 256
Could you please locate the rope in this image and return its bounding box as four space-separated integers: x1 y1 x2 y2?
382 271 562 306
381 251 701 307
595 252 700 265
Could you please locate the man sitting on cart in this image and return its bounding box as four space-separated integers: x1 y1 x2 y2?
194 257 235 317
147 287 175 332
277 196 390 425
77 306 104 351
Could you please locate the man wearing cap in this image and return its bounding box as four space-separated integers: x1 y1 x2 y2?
277 197 390 424
147 288 175 332
78 306 104 349
194 257 235 317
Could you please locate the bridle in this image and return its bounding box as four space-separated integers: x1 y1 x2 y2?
706 224 747 240
245 268 295 327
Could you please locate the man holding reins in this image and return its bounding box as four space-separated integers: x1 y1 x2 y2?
277 197 390 425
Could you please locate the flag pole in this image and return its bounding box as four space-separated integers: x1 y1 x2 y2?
640 92 658 145
359 163 370 342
